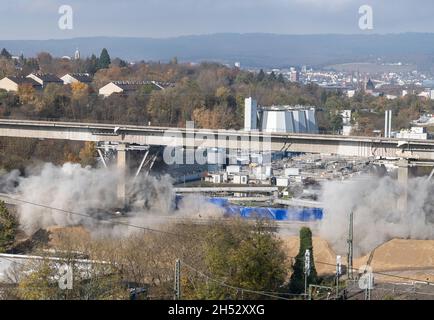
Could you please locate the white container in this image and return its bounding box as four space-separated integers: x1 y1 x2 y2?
285 168 300 176
222 173 228 183
212 174 222 184
227 165 241 174
276 177 289 187
233 175 249 184
255 166 263 176
265 166 272 177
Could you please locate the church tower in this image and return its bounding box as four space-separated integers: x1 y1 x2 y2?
74 48 80 60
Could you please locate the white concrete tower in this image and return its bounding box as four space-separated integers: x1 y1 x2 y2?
244 97 258 131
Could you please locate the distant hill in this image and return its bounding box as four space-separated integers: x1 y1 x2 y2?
1 33 434 70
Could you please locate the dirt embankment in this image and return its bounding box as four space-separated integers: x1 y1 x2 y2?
354 239 434 282
355 239 434 271
280 236 434 281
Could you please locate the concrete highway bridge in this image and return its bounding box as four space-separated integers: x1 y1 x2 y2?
0 118 433 207
0 119 434 159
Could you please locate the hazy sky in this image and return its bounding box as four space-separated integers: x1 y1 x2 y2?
1 0 434 39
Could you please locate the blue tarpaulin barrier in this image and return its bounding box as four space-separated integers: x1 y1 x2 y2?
223 204 323 222
176 195 323 222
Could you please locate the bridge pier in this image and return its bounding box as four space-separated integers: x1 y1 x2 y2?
98 142 154 208
397 159 409 214
117 143 128 207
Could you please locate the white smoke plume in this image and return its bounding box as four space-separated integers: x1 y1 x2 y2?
0 162 224 236
0 169 20 193
177 194 225 219
7 163 433 254
319 175 434 257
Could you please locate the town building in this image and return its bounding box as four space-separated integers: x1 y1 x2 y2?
346 90 356 98
26 73 63 88
0 76 42 92
99 80 173 97
341 110 352 126
340 110 353 136
289 68 300 83
395 127 429 140
61 73 93 85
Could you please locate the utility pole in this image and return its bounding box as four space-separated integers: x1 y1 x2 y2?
347 211 354 280
336 255 342 299
304 249 311 299
174 259 181 300
364 272 372 300
364 271 374 300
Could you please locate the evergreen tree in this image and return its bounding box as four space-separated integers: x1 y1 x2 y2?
277 73 285 83
0 48 12 59
98 48 111 69
330 113 344 134
118 59 128 68
289 227 318 294
257 69 266 82
268 71 277 81
320 90 328 105
0 200 18 252
86 54 99 74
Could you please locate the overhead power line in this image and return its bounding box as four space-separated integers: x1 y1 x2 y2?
311 259 434 286
181 261 294 301
1 195 197 240
3 194 433 287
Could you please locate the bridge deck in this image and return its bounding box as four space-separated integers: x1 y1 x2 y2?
0 119 434 159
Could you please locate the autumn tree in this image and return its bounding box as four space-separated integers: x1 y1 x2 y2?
15 260 60 300
71 82 89 100
17 84 37 105
47 221 208 300
41 217 289 301
37 52 53 72
79 142 97 167
111 58 128 68
186 219 288 300
14 257 127 300
93 65 132 89
36 84 70 118
147 89 176 125
0 57 16 78
64 151 80 164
